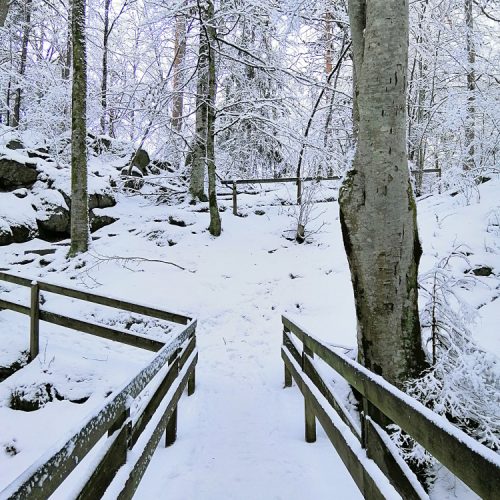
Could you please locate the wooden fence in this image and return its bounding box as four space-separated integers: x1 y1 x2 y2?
0 271 197 499
282 315 500 500
220 176 340 214
221 169 441 215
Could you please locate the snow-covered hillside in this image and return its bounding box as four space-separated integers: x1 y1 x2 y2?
0 177 498 499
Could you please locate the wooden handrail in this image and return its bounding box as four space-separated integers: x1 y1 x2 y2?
282 315 500 500
0 320 197 499
0 271 192 355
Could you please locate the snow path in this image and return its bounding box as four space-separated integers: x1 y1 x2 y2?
123 203 363 500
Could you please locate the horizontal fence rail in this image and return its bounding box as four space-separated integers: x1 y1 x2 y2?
282 315 500 500
0 271 191 358
221 169 440 214
0 270 198 499
1 320 197 499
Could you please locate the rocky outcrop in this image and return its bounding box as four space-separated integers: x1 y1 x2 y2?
0 156 38 190
0 193 38 245
33 190 70 238
90 209 118 232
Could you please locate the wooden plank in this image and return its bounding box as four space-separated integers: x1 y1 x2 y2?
221 175 341 186
302 354 361 440
77 416 130 500
39 309 164 352
0 322 195 499
283 330 301 365
178 335 196 370
364 417 428 500
232 181 238 215
282 316 500 500
117 352 198 500
0 297 30 315
282 347 392 500
29 281 39 359
38 281 190 325
0 271 32 287
129 359 179 448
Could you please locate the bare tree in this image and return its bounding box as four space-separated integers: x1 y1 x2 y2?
12 0 32 127
339 0 427 395
69 0 89 256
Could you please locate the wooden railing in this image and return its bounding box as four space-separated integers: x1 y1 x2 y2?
221 169 441 215
0 271 190 359
281 315 500 500
220 176 340 214
0 272 197 499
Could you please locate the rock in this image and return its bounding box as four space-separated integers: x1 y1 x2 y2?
88 191 116 210
13 188 28 198
132 149 150 175
10 222 34 243
0 194 38 245
27 149 51 161
121 166 144 190
471 266 493 277
10 383 61 411
0 224 13 246
90 209 118 232
33 190 70 238
150 159 174 174
0 157 38 189
6 139 24 150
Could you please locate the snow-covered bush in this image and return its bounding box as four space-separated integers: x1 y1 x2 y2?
391 247 500 481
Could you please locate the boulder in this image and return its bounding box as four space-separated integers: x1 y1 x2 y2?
131 149 150 175
0 157 38 190
121 166 144 190
13 188 28 199
6 139 24 150
90 209 118 232
89 191 116 210
0 223 13 246
0 194 38 245
33 190 70 237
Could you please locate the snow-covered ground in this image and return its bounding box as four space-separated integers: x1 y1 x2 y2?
0 177 498 498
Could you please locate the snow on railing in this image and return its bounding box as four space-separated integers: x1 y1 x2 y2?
282 314 499 500
0 271 197 499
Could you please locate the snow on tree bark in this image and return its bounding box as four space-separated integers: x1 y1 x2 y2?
339 0 427 389
69 0 89 256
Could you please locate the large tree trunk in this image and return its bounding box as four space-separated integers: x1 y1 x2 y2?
12 0 33 127
339 0 426 391
69 0 89 256
464 0 475 171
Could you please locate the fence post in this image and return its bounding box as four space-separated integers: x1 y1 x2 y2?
30 281 40 360
283 326 293 388
232 181 238 215
302 349 316 443
188 369 196 396
165 357 179 446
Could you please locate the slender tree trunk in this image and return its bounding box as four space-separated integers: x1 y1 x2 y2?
13 0 33 128
171 14 186 132
339 0 426 394
69 0 89 256
100 0 111 134
464 0 475 171
206 0 221 236
188 2 211 202
0 0 10 28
